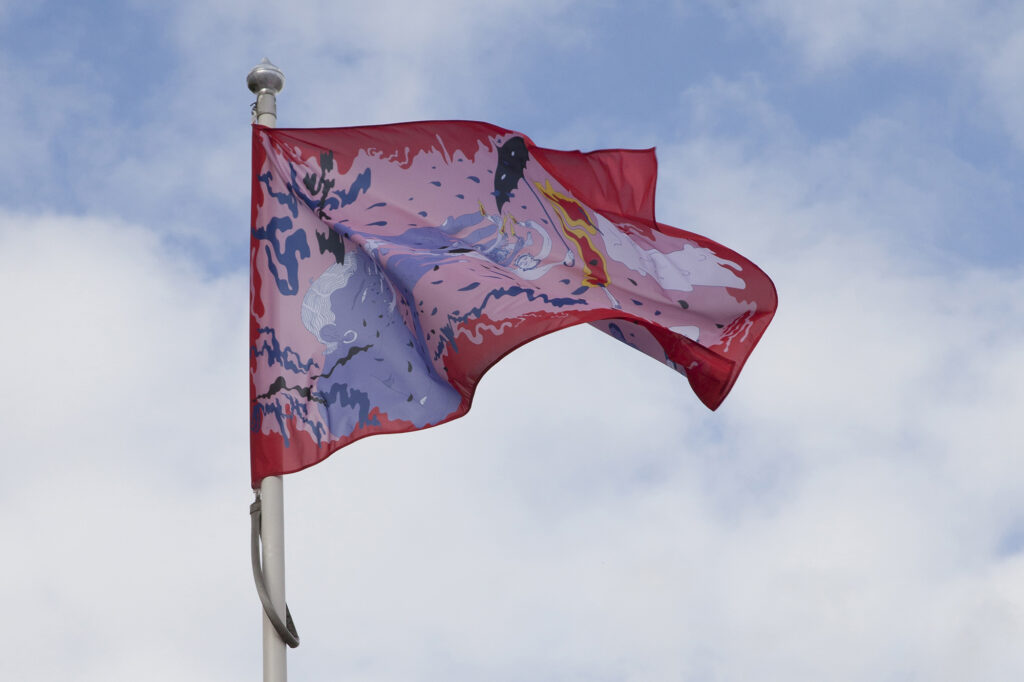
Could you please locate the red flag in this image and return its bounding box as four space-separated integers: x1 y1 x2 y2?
250 121 776 486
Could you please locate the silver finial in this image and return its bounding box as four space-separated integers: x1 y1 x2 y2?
247 58 285 96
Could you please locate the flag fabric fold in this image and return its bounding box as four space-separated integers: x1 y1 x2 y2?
250 121 776 487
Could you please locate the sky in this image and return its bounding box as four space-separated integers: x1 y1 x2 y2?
2 1 1023 680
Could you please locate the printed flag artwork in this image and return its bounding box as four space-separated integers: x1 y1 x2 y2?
250 121 776 486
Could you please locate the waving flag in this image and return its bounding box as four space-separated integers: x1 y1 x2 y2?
250 121 776 486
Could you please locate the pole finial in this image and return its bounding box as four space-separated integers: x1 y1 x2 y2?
247 58 285 96
244 57 284 95
248 59 284 127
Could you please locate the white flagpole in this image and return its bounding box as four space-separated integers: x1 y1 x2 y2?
258 476 288 681
247 58 290 682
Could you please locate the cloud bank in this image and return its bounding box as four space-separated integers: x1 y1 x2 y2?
1 1 1023 680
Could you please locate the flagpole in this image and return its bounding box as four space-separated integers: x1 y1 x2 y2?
247 58 289 682
257 476 288 681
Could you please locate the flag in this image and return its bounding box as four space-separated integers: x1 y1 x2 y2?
250 121 776 487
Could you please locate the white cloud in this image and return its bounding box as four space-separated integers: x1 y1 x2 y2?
730 0 1005 68
0 211 253 680
161 0 584 126
0 211 246 480
3 3 1024 680
717 0 1024 149
980 25 1024 149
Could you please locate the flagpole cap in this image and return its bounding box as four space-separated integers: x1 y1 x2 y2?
247 58 285 96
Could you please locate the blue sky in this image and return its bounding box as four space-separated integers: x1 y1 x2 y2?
2 1 1024 680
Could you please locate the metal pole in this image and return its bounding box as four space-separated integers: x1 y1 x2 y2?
258 477 288 681
247 58 288 682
